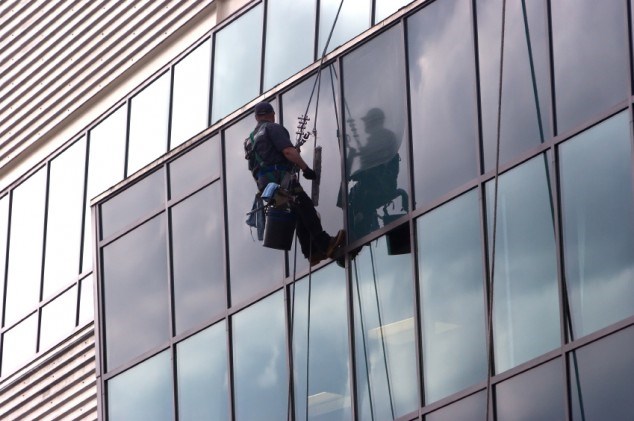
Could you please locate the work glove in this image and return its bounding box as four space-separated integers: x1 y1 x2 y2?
302 167 317 180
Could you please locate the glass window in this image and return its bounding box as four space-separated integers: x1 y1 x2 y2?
375 0 412 22
102 215 169 371
211 5 263 123
5 168 46 326
408 0 478 208
264 0 316 91
0 196 8 326
1 313 37 376
418 190 487 402
171 40 212 148
100 168 165 240
223 113 284 306
352 237 417 419
127 71 171 175
425 391 486 421
552 0 629 134
171 183 225 334
281 65 344 274
292 264 352 420
107 350 173 421
232 292 287 421
485 155 560 373
319 0 370 54
569 327 634 420
477 0 552 171
559 112 634 338
169 136 219 200
78 274 94 325
342 26 409 242
82 105 127 272
496 359 564 420
40 286 77 351
43 138 86 299
176 322 228 421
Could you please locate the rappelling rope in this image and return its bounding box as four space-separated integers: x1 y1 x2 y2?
485 0 506 418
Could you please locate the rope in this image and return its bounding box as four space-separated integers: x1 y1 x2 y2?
485 0 507 418
520 0 544 143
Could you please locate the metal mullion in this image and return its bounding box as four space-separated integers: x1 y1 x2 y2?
471 0 485 179
401 14 424 412
93 203 107 421
219 129 232 312
284 282 296 421
629 0 634 214
167 67 175 153
371 0 376 25
35 163 52 355
315 0 321 62
123 98 132 179
226 315 236 421
1 191 13 330
208 36 215 128
546 0 558 137
260 0 268 96
78 129 91 278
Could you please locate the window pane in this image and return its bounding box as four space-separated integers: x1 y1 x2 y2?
79 274 94 325
375 0 412 22
100 168 165 240
425 391 486 421
127 72 171 174
171 41 212 148
319 0 370 54
559 112 634 338
43 138 86 298
485 155 560 372
211 5 263 123
5 168 46 326
232 292 287 421
82 106 127 272
281 66 344 274
264 0 316 91
569 327 634 420
0 196 8 326
496 359 564 420
40 286 77 350
552 0 628 134
2 313 37 376
103 215 169 371
169 136 219 200
107 350 173 421
418 190 487 402
477 0 552 171
171 184 225 334
223 113 284 305
352 238 417 419
408 0 478 208
343 26 409 242
176 322 228 421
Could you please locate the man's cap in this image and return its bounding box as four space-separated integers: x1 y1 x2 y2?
361 108 385 122
254 101 275 115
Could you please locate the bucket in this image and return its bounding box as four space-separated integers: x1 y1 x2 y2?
263 208 296 250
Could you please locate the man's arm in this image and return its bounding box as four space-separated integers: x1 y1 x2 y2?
282 146 308 171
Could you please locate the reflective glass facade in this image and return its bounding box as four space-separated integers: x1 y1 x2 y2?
1 1 634 420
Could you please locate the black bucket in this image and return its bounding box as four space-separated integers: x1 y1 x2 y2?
263 208 296 250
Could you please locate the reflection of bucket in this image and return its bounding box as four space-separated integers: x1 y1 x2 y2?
383 214 411 255
263 208 296 250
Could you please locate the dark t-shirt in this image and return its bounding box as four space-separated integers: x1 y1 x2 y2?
252 121 293 166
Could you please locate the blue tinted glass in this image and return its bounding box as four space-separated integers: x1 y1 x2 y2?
169 136 219 200
212 5 263 123
408 0 478 208
486 155 560 372
552 0 628 134
496 359 565 420
570 327 634 420
100 168 165 240
319 0 370 54
232 292 287 421
343 25 409 242
223 113 284 305
559 112 634 338
352 238 417 419
176 322 228 421
425 391 486 421
477 0 552 171
375 0 412 22
108 351 173 421
293 263 352 420
171 184 225 334
418 190 487 402
103 215 169 371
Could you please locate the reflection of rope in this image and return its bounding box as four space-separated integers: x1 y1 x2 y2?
520 0 544 143
485 0 506 419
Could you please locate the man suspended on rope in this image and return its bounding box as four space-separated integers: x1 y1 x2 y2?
246 101 345 266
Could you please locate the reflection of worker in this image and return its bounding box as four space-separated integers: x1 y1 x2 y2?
347 108 400 239
246 102 345 265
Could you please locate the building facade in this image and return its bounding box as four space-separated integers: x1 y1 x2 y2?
2 0 634 420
